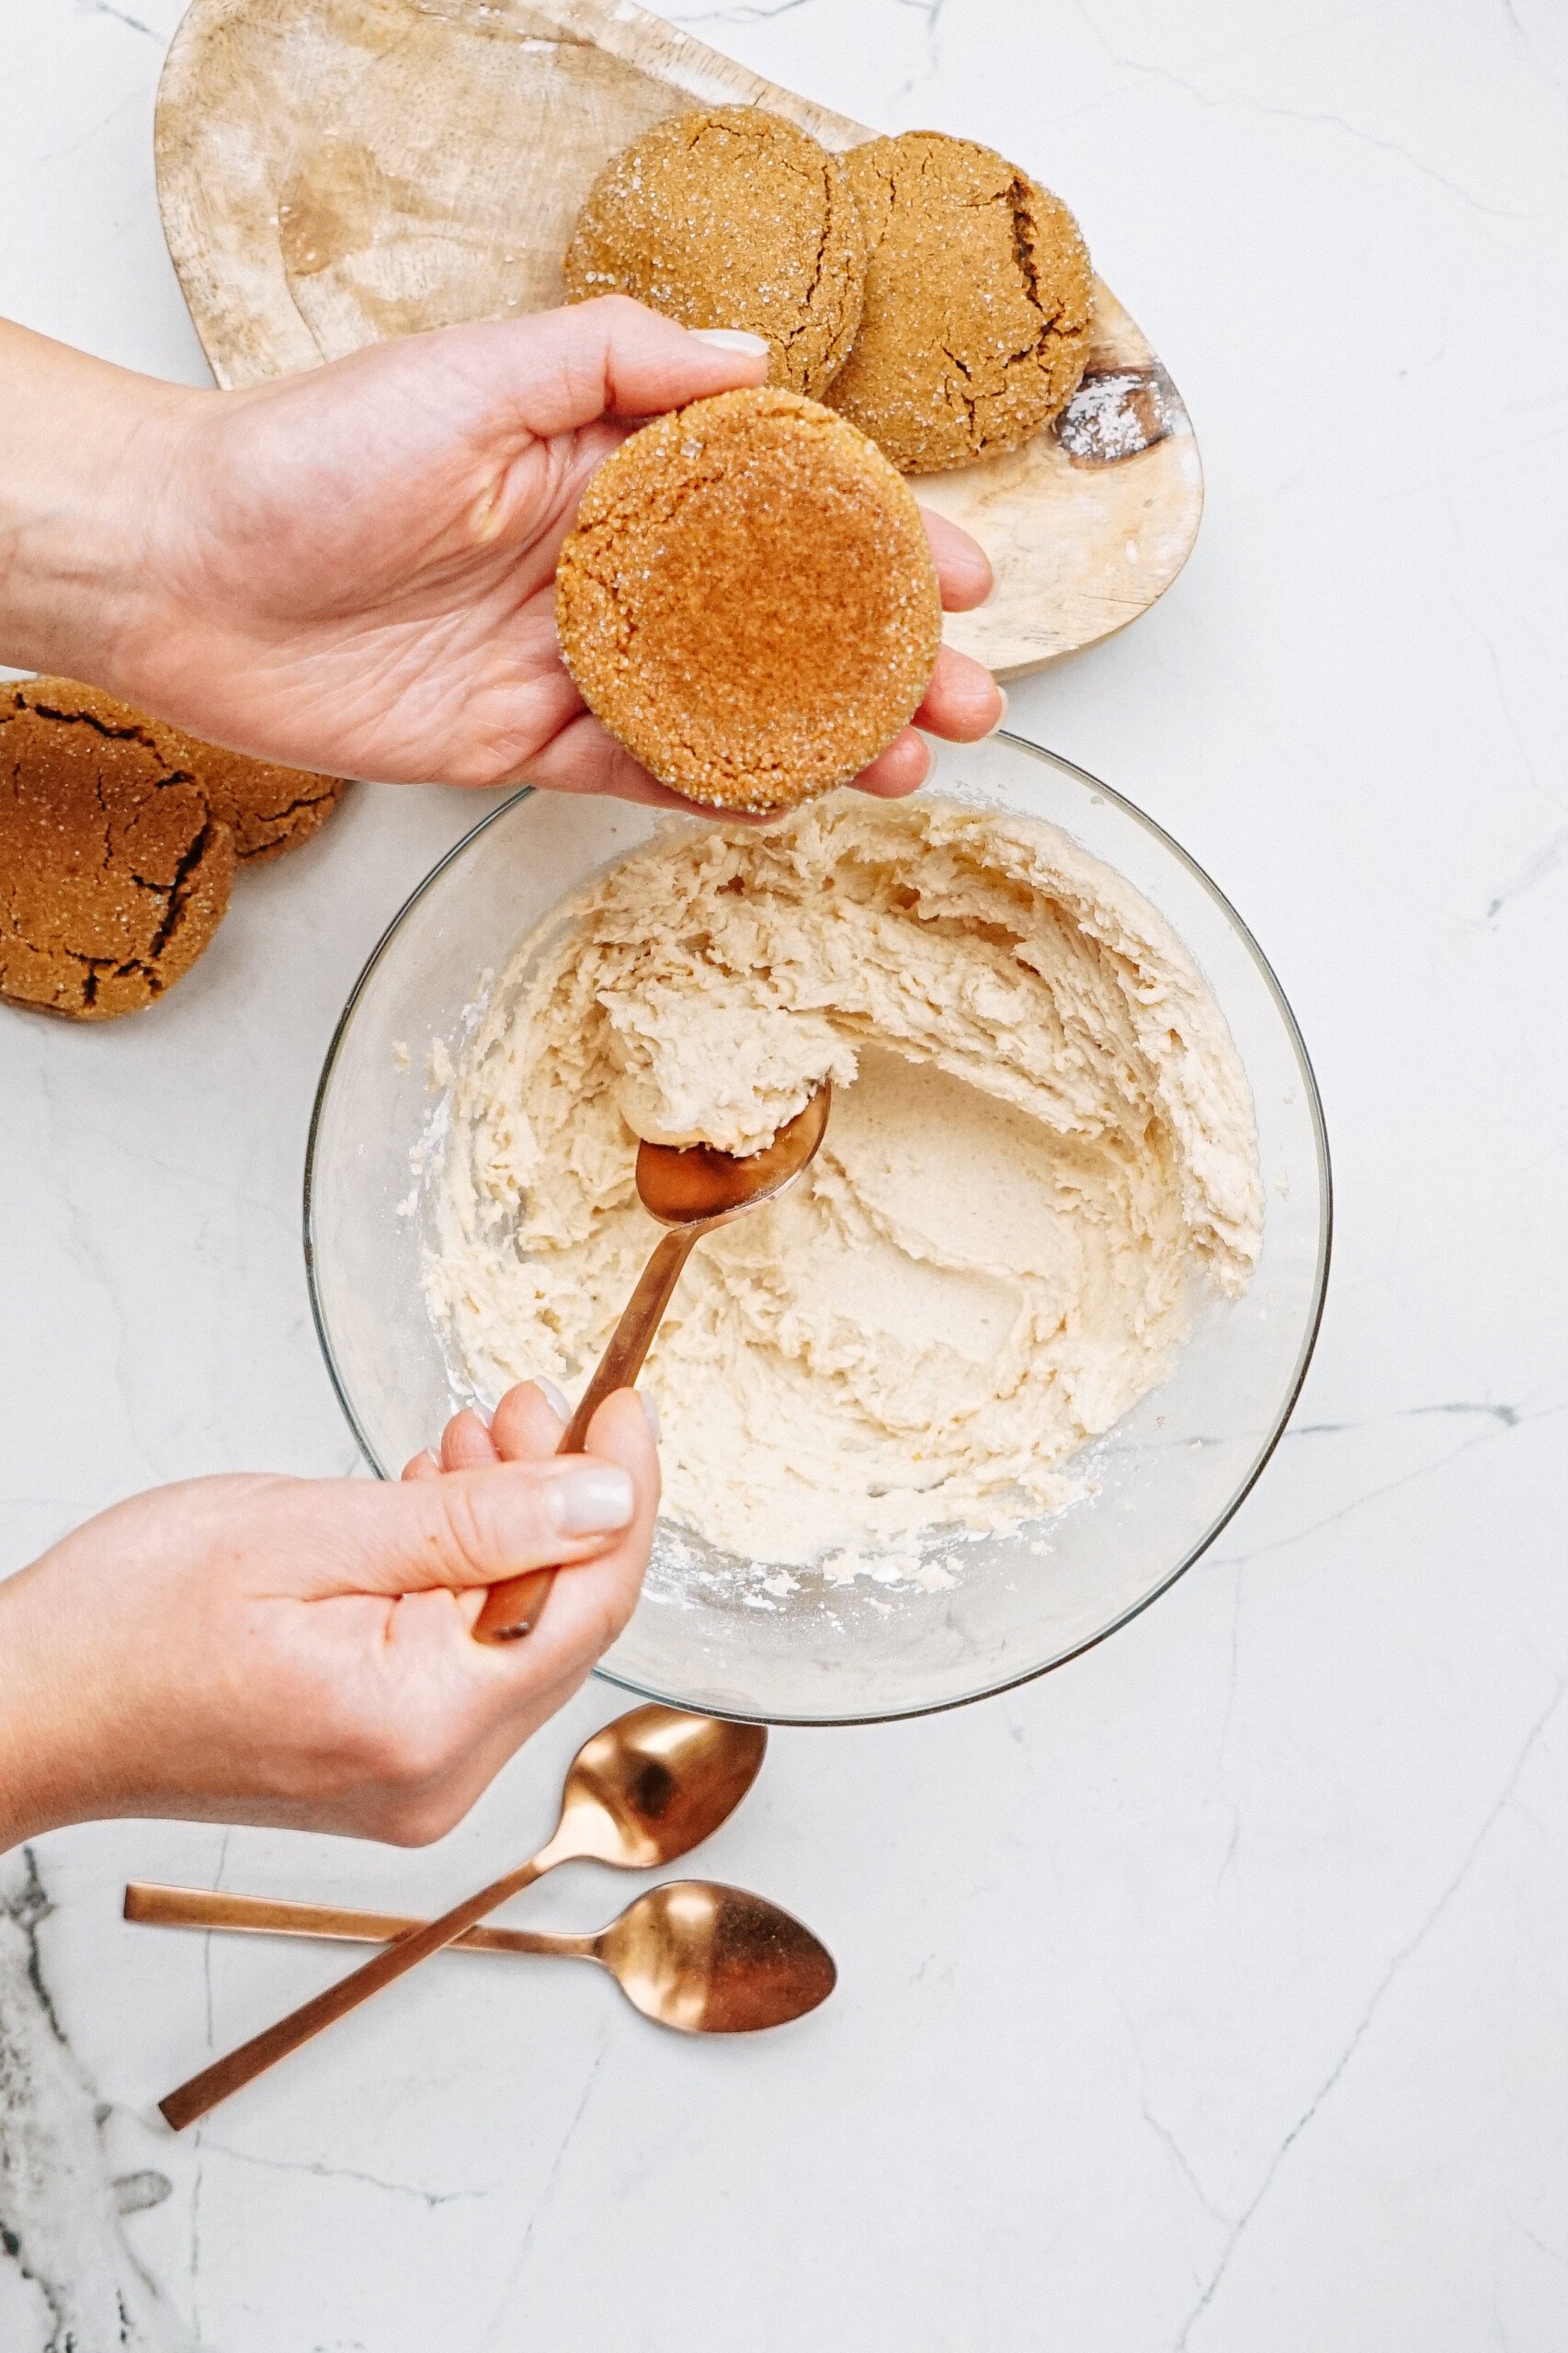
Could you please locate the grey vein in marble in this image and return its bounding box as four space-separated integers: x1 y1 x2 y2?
1173 1670 1568 2348
472 2025 613 2351
199 2139 488 2211
1071 3 1536 221
76 0 159 40
666 0 818 23
1113 1993 1233 2234
892 0 949 90
0 1847 194 2351
1210 1394 1568 1571
1483 817 1568 921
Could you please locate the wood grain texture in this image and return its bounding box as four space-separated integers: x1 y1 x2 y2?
154 0 1203 676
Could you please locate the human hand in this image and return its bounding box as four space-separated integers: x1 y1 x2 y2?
93 299 1003 808
0 1384 657 1854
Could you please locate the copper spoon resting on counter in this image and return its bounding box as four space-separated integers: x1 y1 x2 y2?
158 1703 765 2130
474 1080 832 1644
129 1880 835 2035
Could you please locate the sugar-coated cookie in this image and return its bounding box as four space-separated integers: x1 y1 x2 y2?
555 388 942 814
563 107 866 400
826 132 1094 475
147 717 346 864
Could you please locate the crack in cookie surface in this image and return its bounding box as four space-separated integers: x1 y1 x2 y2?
827 131 1095 475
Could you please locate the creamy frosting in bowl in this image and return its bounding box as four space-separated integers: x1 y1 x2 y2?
426 795 1264 1582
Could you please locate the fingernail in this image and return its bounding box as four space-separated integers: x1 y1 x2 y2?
982 571 1002 608
419 1448 441 1471
985 688 1010 739
550 1463 636 1537
641 1390 662 1440
463 1401 492 1430
692 328 771 358
532 1374 570 1420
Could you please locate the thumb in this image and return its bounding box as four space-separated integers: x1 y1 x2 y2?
305 1450 646 1600
448 295 771 440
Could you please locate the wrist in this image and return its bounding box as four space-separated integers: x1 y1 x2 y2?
0 320 206 690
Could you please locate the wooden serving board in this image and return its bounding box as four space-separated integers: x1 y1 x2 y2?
154 0 1203 676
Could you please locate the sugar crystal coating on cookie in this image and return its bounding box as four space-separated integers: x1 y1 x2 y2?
563 107 867 399
555 388 943 814
826 131 1095 475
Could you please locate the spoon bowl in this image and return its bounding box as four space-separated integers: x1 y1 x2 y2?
635 1083 833 1228
597 1881 837 2033
548 1703 768 1870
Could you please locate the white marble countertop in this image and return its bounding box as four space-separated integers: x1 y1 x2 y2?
4 3 1567 2347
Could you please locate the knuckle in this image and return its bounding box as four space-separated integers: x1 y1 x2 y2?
434 1480 507 1582
436 1472 550 1586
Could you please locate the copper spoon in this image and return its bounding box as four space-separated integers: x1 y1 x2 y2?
157 1702 765 2131
129 1881 835 2035
474 1080 832 1644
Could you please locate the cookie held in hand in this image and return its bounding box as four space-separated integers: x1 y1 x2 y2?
554 388 943 815
563 107 866 401
826 132 1095 475
0 679 347 1020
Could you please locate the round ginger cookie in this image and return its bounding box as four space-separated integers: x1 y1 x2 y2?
826 132 1095 475
555 387 943 815
0 679 235 1020
563 108 866 400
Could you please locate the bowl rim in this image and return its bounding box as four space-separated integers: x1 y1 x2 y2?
304 736 1333 1724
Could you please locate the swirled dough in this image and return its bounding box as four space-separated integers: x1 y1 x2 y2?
427 797 1262 1569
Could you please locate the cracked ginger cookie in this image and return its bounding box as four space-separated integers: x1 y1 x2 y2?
826 131 1095 475
1 681 236 1019
563 107 866 400
555 387 942 815
0 679 347 1019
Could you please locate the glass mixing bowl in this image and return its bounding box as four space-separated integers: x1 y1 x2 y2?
305 736 1330 1723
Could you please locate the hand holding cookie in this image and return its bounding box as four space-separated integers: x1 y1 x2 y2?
0 304 999 815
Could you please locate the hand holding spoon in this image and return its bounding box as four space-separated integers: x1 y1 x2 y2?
158 1703 765 2130
128 1881 835 2034
474 1080 832 1643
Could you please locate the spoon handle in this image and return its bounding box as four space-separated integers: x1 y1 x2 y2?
157 1851 551 2131
473 1223 702 1644
126 1882 588 1960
